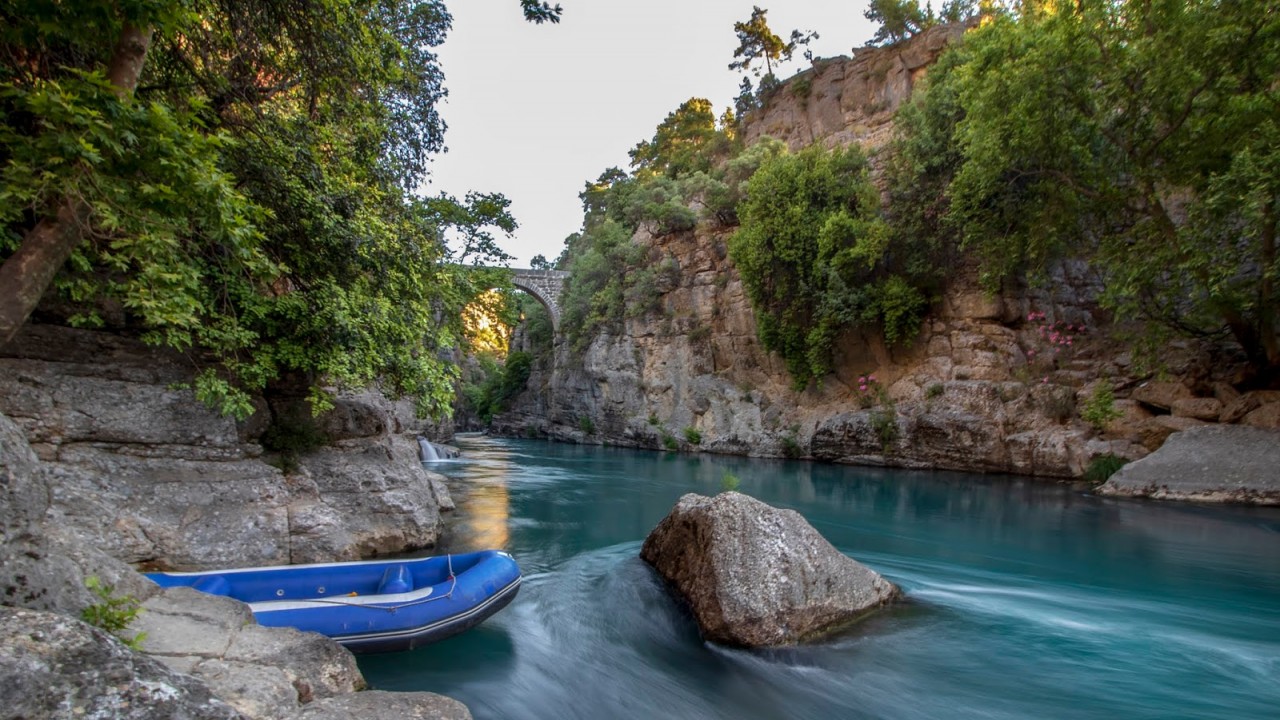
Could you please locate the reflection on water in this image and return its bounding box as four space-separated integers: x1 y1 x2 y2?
452 481 510 550
365 437 1280 720
427 438 513 552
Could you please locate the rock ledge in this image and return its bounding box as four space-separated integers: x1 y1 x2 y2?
1097 425 1280 505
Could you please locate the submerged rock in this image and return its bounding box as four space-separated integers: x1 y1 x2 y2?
1097 425 1280 505
0 606 244 720
640 492 899 647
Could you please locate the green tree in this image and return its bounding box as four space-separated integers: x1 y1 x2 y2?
1 0 559 416
629 98 730 179
558 219 650 349
728 8 817 118
729 6 786 78
729 145 931 389
864 0 934 46
881 47 965 283
728 6 816 80
938 0 977 24
927 0 1280 384
0 2 170 345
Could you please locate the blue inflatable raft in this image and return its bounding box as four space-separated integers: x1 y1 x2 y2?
146 550 521 653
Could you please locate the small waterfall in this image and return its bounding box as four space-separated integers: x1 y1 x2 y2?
418 437 440 462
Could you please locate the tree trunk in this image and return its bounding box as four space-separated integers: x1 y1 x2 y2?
0 22 153 347
0 202 93 345
106 23 153 96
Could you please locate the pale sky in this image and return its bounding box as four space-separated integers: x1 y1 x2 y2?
428 1 879 267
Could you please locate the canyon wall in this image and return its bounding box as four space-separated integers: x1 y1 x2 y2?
496 26 1278 477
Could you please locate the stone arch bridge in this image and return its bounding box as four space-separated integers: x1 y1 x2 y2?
509 268 568 331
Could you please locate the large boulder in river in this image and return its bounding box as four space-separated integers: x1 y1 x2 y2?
640 492 899 647
1097 425 1280 504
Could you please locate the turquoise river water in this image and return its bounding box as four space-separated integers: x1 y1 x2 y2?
358 436 1280 720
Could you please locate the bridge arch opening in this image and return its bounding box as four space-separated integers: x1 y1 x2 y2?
510 277 560 333
508 269 568 333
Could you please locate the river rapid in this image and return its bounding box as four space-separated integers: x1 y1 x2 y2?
358 436 1280 720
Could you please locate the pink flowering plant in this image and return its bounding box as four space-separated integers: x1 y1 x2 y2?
1023 310 1087 381
854 373 890 409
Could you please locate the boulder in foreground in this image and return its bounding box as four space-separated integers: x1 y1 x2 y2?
0 606 244 720
1097 425 1280 505
640 492 899 647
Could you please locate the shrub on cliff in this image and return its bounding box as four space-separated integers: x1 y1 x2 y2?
729 144 937 389
887 0 1280 385
559 220 652 349
459 350 534 425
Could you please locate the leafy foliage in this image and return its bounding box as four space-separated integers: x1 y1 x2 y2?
729 144 936 388
81 576 146 650
728 7 818 116
558 101 743 351
460 350 533 425
558 219 651 350
728 6 787 78
1081 382 1122 432
1084 454 1127 484
889 0 1280 383
870 407 900 448
864 0 934 45
629 98 731 180
864 0 975 46
779 433 802 459
514 292 555 358
0 0 546 419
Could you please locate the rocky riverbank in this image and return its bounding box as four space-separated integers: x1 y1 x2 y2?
0 323 454 569
1098 425 1280 505
0 323 470 718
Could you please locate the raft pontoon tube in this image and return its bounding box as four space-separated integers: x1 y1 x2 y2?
146 550 521 653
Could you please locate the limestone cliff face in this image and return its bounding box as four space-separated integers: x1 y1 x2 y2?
0 323 453 571
494 26 1279 479
497 225 1150 476
742 22 969 154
